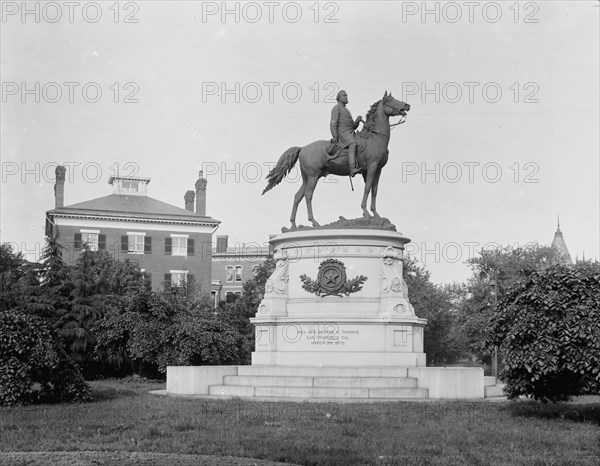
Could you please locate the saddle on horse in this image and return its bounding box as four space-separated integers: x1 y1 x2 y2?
325 137 366 160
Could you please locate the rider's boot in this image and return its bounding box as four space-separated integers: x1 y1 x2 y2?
348 144 361 177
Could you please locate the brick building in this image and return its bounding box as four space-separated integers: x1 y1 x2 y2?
211 235 271 304
45 166 220 292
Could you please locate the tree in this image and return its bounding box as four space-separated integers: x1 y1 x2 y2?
486 261 600 402
402 257 462 364
0 311 91 406
0 244 41 313
19 235 72 321
216 258 275 364
95 283 247 377
53 248 112 365
455 243 562 362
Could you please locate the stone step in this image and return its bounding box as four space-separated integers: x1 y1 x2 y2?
209 385 256 397
368 387 429 399
237 365 410 378
208 384 429 399
313 377 418 388
223 375 314 387
484 376 497 387
484 384 506 398
223 375 419 389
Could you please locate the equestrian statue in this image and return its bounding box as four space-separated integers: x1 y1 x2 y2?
262 91 410 229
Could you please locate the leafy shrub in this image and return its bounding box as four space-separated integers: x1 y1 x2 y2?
0 311 91 406
94 288 246 376
487 262 600 402
151 312 246 371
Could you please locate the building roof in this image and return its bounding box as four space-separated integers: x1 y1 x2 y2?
108 175 151 184
551 219 572 265
47 194 220 225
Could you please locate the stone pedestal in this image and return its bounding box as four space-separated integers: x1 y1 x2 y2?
250 229 427 367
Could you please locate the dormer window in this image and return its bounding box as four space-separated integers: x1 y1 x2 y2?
108 176 150 196
122 181 140 192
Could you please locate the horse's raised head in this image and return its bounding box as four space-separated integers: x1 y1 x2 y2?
382 92 410 117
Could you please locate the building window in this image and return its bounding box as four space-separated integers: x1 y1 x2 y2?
122 234 151 255
164 270 191 291
165 235 194 256
226 291 239 303
226 266 234 283
122 181 140 192
235 266 243 282
171 270 188 286
76 230 104 251
75 232 106 251
172 237 187 256
82 232 98 250
140 269 152 285
128 234 144 254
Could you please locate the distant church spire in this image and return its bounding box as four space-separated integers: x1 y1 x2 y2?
551 215 572 264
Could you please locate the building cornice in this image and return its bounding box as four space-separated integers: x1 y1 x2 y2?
213 251 271 259
48 211 219 228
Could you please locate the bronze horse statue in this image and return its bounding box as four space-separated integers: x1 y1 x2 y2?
263 91 410 229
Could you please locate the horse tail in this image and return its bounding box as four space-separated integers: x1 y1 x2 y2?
262 146 301 195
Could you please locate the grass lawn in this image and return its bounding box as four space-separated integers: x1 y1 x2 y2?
1 379 599 465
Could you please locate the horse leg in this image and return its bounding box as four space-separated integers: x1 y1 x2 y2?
370 169 382 218
304 175 321 227
361 168 376 218
290 177 308 229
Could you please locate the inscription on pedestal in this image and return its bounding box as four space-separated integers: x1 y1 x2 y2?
303 325 361 346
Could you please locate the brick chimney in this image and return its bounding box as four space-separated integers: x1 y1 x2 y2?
216 235 228 253
184 190 195 211
195 170 207 216
54 165 66 208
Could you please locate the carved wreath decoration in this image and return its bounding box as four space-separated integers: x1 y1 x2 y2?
300 258 367 297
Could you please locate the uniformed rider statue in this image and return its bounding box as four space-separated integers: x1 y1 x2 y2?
330 90 364 177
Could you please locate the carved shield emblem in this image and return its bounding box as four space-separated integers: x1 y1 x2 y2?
300 258 367 297
317 259 347 294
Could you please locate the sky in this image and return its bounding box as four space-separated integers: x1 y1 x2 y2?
1 1 599 285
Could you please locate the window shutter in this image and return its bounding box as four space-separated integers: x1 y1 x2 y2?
74 233 82 250
187 238 195 256
144 236 152 254
144 272 152 286
164 273 172 290
165 238 172 255
98 234 106 250
187 274 195 286
121 235 128 252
